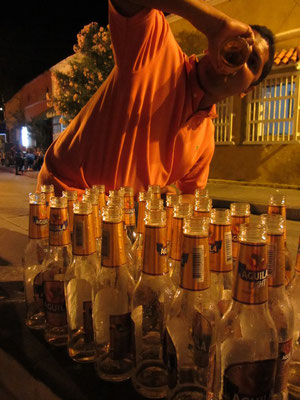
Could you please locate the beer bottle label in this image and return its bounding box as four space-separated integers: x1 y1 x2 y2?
170 217 184 262
231 215 250 267
192 312 216 392
163 328 177 389
109 312 132 360
67 200 75 233
194 210 210 218
137 201 146 235
33 272 44 310
29 204 49 239
101 221 127 267
166 206 174 244
181 235 210 291
233 242 268 305
72 214 96 256
223 359 276 400
209 224 232 272
143 225 168 275
44 280 67 327
267 233 285 287
83 300 94 343
274 339 292 392
49 207 70 246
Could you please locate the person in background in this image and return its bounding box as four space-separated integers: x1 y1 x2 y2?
37 0 275 200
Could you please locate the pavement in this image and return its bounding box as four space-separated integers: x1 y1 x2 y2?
0 166 299 399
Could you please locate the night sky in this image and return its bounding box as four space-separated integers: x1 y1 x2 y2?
0 3 109 103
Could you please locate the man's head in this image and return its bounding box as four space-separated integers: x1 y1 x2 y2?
197 25 275 103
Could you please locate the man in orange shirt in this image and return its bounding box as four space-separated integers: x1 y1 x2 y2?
37 0 274 197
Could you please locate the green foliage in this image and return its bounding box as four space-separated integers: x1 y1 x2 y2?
49 22 114 125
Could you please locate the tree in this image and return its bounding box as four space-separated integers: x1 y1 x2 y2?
49 22 114 125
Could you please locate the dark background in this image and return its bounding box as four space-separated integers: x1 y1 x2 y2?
0 2 109 103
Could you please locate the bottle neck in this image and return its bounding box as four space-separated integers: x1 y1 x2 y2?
267 232 285 287
180 234 210 291
29 203 49 239
101 220 127 268
72 213 96 256
49 207 71 246
143 224 168 275
209 223 232 272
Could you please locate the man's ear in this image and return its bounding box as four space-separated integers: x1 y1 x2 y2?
240 86 255 99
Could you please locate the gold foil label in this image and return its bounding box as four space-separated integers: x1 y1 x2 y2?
29 204 49 239
295 237 300 273
223 359 276 400
209 224 232 272
72 214 96 256
233 242 268 305
49 207 70 246
67 200 75 233
101 221 127 267
267 233 285 287
92 204 101 239
143 225 168 275
137 201 146 234
124 195 136 226
181 235 210 291
170 217 184 261
194 210 210 218
166 206 174 244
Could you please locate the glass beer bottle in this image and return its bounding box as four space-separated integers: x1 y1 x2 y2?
124 186 137 246
169 202 193 287
287 235 300 398
93 204 135 382
131 199 176 399
194 196 212 218
209 208 233 316
164 216 220 400
62 190 78 236
43 196 72 346
219 222 278 400
268 191 294 288
40 183 54 220
260 214 294 400
23 192 49 330
64 200 98 363
83 190 102 260
166 193 182 248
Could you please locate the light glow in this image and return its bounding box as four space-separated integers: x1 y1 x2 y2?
21 126 29 148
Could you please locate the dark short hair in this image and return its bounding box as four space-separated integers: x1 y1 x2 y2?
250 24 275 86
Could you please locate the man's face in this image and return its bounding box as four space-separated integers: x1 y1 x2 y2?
197 30 270 101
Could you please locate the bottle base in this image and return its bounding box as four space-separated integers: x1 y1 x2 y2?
44 326 68 347
25 315 46 330
132 360 168 399
95 356 133 382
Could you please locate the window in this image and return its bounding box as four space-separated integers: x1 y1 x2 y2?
245 71 300 143
214 96 234 144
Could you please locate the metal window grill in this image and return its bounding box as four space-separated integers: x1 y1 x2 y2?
214 96 234 144
245 71 300 143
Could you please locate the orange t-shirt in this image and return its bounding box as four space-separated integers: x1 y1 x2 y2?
37 1 216 196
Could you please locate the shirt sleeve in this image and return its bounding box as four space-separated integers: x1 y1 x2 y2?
109 0 174 72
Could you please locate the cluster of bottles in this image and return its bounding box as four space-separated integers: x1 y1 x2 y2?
23 183 300 400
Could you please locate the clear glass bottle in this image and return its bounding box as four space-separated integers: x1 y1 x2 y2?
288 235 300 399
62 190 78 236
268 191 294 288
92 184 106 214
219 222 278 400
42 196 72 346
260 214 294 400
194 187 209 200
165 216 220 400
169 202 193 287
83 190 102 260
40 183 54 220
230 202 250 280
131 199 176 399
64 200 98 363
93 204 135 382
220 36 251 71
209 208 233 316
166 194 182 248
23 192 49 330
